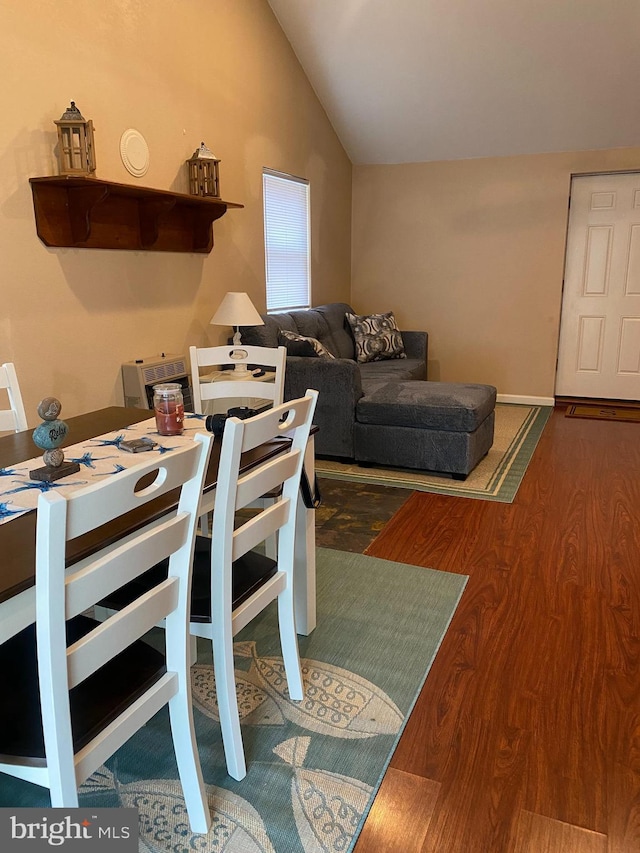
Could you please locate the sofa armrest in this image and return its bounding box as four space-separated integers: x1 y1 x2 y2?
284 356 362 400
284 356 363 458
401 331 428 372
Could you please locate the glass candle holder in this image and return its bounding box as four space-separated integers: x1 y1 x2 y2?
152 383 184 436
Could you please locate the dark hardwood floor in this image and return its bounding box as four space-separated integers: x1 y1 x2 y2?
345 405 640 852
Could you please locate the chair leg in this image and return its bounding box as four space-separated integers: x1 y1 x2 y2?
48 775 80 808
211 629 247 781
42 695 79 807
167 690 211 834
277 589 304 701
47 742 79 807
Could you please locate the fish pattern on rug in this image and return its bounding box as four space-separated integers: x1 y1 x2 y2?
2 549 467 853
275 736 374 853
81 767 276 853
80 734 376 853
192 641 403 738
81 647 396 853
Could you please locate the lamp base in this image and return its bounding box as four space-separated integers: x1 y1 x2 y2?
230 327 249 372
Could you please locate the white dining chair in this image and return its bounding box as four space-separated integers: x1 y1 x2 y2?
0 362 28 432
189 343 286 416
191 389 317 780
100 390 318 781
0 433 213 831
189 343 287 543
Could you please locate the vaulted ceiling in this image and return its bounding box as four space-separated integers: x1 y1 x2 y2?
267 0 640 165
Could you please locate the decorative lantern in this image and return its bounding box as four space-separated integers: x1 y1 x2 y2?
54 101 96 176
187 142 220 198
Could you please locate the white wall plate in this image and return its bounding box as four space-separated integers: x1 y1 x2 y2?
120 128 150 177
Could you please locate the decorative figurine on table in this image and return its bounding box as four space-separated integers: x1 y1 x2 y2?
29 397 81 482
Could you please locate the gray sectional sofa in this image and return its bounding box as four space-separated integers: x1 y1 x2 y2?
241 303 427 457
240 302 496 478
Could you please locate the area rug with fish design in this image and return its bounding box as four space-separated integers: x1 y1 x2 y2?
0 548 467 853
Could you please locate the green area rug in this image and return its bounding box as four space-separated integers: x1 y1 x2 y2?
316 403 552 503
0 548 466 853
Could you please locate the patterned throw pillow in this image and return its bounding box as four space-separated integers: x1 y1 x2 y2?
345 311 406 363
278 330 336 359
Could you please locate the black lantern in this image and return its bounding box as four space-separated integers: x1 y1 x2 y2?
187 142 220 198
54 101 96 176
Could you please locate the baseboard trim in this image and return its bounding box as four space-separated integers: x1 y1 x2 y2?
497 394 555 407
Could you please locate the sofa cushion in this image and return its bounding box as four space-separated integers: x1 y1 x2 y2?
291 310 328 342
356 381 497 432
313 303 356 359
240 313 297 348
346 311 406 363
241 304 355 359
278 330 335 359
359 358 426 384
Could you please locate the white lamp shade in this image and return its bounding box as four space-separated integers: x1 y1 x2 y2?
210 292 264 328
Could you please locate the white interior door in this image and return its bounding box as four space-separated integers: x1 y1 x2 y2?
556 173 640 400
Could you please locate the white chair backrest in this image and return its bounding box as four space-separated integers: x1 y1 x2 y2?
35 432 212 790
212 389 318 568
0 362 27 432
189 344 286 415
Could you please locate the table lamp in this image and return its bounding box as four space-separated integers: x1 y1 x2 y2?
210 291 264 373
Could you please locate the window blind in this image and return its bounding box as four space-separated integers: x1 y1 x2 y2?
263 170 310 312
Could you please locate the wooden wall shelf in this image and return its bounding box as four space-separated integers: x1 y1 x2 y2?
29 175 243 254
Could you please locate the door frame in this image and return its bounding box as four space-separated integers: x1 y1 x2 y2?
554 168 640 403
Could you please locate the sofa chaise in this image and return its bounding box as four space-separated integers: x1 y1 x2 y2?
240 302 496 478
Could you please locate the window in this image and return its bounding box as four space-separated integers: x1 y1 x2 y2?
263 170 310 312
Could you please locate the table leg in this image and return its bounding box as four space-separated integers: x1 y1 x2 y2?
294 434 316 635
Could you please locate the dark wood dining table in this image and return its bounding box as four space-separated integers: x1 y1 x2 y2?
0 406 317 643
